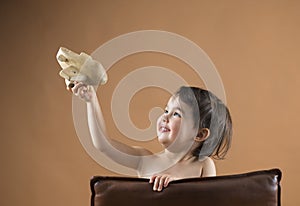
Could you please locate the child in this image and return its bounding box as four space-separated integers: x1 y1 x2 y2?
70 83 232 192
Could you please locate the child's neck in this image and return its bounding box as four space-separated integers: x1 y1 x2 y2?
163 141 199 163
163 148 195 163
179 152 197 162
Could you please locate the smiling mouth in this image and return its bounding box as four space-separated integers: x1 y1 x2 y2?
160 126 170 133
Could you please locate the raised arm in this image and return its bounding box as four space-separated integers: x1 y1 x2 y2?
72 82 152 170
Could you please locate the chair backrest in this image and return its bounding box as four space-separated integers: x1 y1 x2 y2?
90 168 281 206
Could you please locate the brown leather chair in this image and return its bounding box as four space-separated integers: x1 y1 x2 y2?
90 168 281 206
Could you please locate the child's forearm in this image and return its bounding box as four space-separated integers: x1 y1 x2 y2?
86 97 108 151
85 93 142 170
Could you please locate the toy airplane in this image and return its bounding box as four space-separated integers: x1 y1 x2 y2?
56 47 108 88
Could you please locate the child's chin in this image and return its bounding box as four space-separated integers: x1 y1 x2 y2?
157 137 171 147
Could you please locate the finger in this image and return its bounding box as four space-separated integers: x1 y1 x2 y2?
164 176 171 187
71 81 81 93
72 82 86 95
153 176 161 191
157 176 166 191
71 82 81 94
80 87 92 101
149 175 156 183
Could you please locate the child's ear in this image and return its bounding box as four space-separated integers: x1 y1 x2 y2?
194 128 210 142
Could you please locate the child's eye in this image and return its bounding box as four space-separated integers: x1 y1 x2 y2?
164 109 169 114
173 112 181 118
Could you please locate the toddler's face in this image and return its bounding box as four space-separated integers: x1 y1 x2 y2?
156 96 198 150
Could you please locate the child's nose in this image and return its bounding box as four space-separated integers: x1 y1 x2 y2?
162 114 169 123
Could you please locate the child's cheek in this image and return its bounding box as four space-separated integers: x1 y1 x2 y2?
156 115 163 132
170 119 181 137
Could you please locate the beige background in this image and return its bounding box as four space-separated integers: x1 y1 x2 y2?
1 0 299 205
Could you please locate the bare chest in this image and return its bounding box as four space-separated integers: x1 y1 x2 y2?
161 161 203 179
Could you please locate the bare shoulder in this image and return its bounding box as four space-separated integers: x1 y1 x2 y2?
200 157 216 177
202 157 215 167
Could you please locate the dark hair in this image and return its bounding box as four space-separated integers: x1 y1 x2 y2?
175 86 232 160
